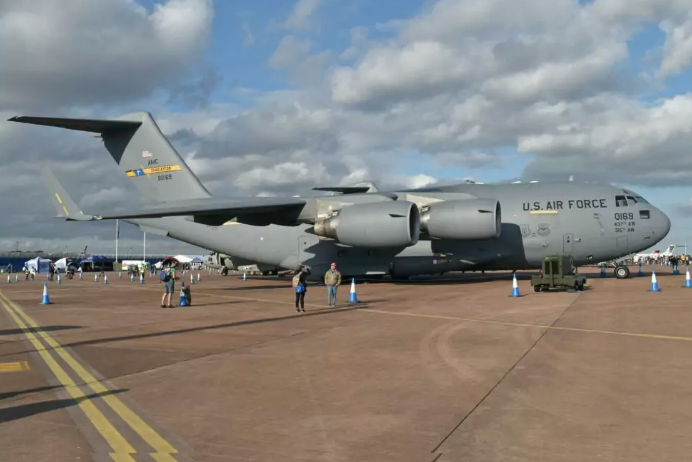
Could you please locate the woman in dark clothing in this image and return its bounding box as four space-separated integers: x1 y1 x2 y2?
293 267 310 313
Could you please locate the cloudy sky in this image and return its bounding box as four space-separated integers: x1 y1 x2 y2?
2 0 692 257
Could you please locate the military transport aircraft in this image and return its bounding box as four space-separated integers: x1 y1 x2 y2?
9 111 671 281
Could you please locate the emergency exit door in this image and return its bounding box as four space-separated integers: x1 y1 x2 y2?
563 234 573 254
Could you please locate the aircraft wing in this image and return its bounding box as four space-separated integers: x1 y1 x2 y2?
40 165 307 226
92 197 307 226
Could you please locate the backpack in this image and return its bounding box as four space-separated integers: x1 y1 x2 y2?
295 284 305 294
160 270 170 282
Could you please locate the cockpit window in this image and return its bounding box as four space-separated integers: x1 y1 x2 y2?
615 195 628 207
627 195 638 204
636 196 649 204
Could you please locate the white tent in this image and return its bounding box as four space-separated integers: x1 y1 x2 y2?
54 258 67 270
25 257 51 273
173 255 193 263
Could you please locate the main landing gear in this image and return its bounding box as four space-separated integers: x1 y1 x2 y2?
614 265 630 279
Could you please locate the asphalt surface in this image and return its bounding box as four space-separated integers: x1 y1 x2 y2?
1 265 691 461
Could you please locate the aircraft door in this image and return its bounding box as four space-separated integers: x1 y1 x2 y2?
563 234 574 254
617 236 628 250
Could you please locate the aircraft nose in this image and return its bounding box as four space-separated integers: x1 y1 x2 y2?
656 208 671 238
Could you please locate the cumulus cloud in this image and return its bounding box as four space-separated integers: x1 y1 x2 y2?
4 0 692 253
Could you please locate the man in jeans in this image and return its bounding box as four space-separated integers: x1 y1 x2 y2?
323 262 341 307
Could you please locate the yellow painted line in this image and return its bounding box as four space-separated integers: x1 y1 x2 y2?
0 291 179 461
0 293 137 461
529 210 559 214
0 361 30 373
360 309 692 343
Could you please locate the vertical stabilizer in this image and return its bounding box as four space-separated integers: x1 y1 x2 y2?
9 112 212 203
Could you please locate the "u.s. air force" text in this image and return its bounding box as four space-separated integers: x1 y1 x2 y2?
523 199 607 211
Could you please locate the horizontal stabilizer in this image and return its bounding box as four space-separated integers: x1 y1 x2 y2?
39 165 94 221
8 116 141 134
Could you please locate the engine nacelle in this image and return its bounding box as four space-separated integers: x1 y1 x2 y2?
313 201 420 248
420 198 501 240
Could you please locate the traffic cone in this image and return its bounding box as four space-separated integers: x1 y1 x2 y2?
6 275 10 284
600 264 606 278
348 278 358 303
119 271 122 279
684 268 692 288
103 274 108 284
197 272 201 283
190 273 194 285
243 272 246 282
94 273 98 282
650 271 660 292
140 273 144 284
511 274 521 297
14 274 18 282
179 282 187 306
40 282 50 305
56 273 61 285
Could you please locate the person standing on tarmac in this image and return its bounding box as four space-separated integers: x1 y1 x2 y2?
292 266 310 313
161 263 179 308
324 262 342 308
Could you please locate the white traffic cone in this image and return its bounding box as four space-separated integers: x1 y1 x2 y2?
103 274 108 284
348 278 358 303
650 271 660 292
6 275 10 284
685 267 692 288
511 274 521 297
40 282 50 305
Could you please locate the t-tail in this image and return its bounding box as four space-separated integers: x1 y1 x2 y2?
9 112 211 204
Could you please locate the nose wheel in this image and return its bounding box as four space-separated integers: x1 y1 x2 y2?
614 265 630 279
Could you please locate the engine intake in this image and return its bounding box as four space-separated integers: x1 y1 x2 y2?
313 201 420 248
420 198 501 240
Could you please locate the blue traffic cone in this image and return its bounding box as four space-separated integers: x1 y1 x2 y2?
243 272 246 282
103 274 108 284
179 282 187 306
197 272 201 283
140 273 144 284
511 274 521 297
41 282 50 305
14 274 18 282
6 275 10 284
94 273 98 282
650 271 660 292
685 268 692 288
56 273 61 285
190 273 194 285
348 278 358 303
600 264 606 278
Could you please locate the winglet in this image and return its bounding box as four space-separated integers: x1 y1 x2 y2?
39 165 94 221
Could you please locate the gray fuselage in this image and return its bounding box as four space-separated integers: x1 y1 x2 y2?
129 182 671 280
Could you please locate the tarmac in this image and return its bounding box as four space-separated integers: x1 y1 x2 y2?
1 265 692 461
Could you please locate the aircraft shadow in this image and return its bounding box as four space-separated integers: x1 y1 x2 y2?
183 301 243 307
0 389 126 424
216 285 290 291
0 385 63 402
56 303 372 350
0 325 84 337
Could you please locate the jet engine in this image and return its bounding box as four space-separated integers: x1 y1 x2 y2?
420 198 501 240
313 201 420 248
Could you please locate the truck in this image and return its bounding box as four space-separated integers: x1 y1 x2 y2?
531 254 587 292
